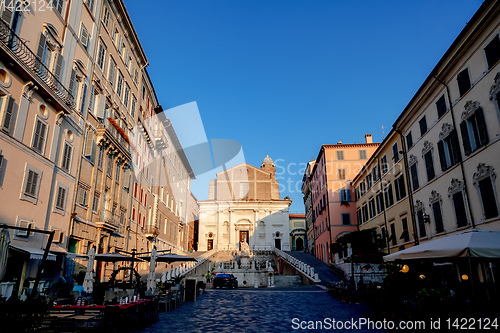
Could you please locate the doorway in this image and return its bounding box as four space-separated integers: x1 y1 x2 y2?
274 238 281 250
296 237 304 251
239 230 249 243
207 239 213 251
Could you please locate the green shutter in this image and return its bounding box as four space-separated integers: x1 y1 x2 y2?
476 107 489 147
460 121 471 156
54 53 63 80
437 140 447 171
450 129 462 165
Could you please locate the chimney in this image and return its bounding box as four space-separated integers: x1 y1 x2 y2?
365 134 372 144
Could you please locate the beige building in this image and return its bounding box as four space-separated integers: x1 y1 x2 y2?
301 160 315 253
392 0 500 247
353 129 415 256
198 156 291 252
289 214 306 251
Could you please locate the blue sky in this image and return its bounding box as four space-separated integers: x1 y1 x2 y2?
125 0 484 212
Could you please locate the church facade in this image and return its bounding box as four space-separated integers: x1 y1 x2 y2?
198 156 291 251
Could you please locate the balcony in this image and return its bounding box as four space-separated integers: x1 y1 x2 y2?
96 209 120 231
96 118 131 161
144 224 159 239
0 19 74 113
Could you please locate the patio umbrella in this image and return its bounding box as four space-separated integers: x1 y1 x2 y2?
161 272 166 283
383 229 500 261
166 270 171 281
83 247 95 293
0 229 10 281
147 247 157 292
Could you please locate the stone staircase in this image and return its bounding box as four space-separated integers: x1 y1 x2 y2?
284 251 341 286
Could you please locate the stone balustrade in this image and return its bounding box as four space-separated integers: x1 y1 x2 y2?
273 248 321 283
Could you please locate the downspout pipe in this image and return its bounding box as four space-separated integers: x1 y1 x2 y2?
431 74 476 228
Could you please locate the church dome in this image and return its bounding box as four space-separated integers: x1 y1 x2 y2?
262 154 274 166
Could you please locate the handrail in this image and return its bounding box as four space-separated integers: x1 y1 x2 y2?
273 248 321 283
0 19 75 110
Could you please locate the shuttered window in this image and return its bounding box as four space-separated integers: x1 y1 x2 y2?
2 96 15 133
460 107 488 155
437 129 461 171
457 69 471 97
32 118 47 153
484 34 500 69
424 151 435 181
61 143 72 171
25 170 39 197
436 95 447 118
55 187 66 209
80 24 90 50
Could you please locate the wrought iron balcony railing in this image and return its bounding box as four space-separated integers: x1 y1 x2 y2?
97 117 130 153
0 19 75 111
98 209 120 228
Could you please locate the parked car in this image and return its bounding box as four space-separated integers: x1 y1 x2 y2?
213 273 238 289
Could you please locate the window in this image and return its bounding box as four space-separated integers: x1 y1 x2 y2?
124 84 130 108
452 191 468 228
84 130 96 164
390 223 397 246
108 58 116 88
432 200 444 234
97 146 104 169
85 0 95 13
394 175 406 201
32 118 47 153
341 213 350 226
340 188 351 202
484 35 500 69
381 155 388 174
131 95 136 117
474 164 499 219
424 150 435 181
336 150 344 160
356 209 362 224
406 132 413 149
102 6 110 29
1 96 15 134
437 127 461 171
436 95 447 118
24 170 39 197
362 204 368 222
76 186 88 207
92 194 99 213
116 72 123 97
401 218 409 242
384 183 394 208
460 103 488 155
376 192 384 214
61 142 72 172
96 42 106 70
419 116 427 136
337 168 346 180
366 173 372 188
51 0 64 14
359 181 366 196
410 162 419 191
55 186 66 210
416 208 426 238
372 164 380 181
115 164 120 183
359 150 367 160
107 154 113 177
79 24 90 50
457 68 471 97
392 142 399 163
368 198 376 218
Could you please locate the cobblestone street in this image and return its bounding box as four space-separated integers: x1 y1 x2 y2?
142 286 384 333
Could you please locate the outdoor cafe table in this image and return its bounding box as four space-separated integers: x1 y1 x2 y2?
53 299 150 311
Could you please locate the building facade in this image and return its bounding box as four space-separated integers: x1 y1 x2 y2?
198 156 291 252
301 160 315 253
289 214 306 251
309 135 379 264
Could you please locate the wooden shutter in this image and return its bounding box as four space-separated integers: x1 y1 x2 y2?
35 33 46 71
79 84 87 113
2 96 15 132
80 26 89 48
437 140 447 171
68 69 76 101
476 107 489 147
84 130 94 157
460 121 471 156
54 53 63 80
450 129 462 165
1 5 13 25
96 94 106 119
62 143 71 170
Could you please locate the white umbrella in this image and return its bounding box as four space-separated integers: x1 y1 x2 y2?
147 247 157 292
167 270 171 281
0 229 10 281
383 229 500 261
161 272 166 283
83 247 95 293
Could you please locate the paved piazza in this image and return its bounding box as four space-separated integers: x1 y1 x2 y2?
142 286 384 333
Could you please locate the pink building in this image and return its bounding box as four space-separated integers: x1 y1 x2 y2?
310 135 379 263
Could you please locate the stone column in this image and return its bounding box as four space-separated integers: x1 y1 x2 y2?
229 209 234 250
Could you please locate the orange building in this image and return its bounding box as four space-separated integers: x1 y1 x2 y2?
310 135 379 264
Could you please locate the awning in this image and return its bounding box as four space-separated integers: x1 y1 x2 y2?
10 244 57 261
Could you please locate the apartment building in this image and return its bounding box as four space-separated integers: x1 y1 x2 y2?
301 160 315 253
310 136 379 264
353 130 415 256
392 0 500 244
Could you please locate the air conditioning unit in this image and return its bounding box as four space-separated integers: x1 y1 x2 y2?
16 221 34 237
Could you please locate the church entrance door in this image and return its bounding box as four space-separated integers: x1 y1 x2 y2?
296 237 304 251
239 231 249 243
275 238 281 250
207 239 213 251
